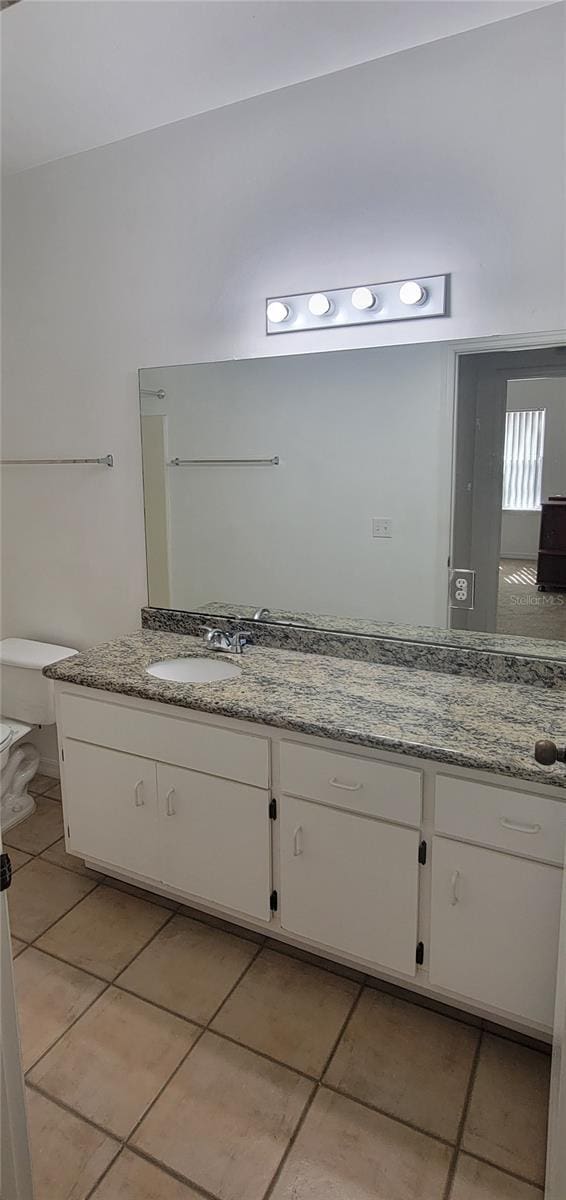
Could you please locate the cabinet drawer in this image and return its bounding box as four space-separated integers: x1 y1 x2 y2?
435 774 566 865
280 741 421 827
59 691 269 788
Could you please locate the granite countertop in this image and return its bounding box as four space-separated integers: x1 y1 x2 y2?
45 630 566 790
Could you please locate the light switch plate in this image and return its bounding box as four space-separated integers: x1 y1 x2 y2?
372 519 392 539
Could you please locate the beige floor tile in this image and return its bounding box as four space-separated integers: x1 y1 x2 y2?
462 1035 550 1186
451 1154 544 1199
27 1087 119 1200
4 796 64 853
117 913 257 1023
12 936 27 956
15 947 105 1071
29 772 56 796
325 988 478 1141
271 1087 452 1200
41 836 104 878
36 884 171 979
28 986 199 1138
212 947 358 1076
91 1149 203 1199
44 781 62 801
8 858 97 942
8 846 32 871
132 1031 313 1200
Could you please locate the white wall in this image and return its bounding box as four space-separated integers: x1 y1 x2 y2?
2 6 565 653
142 344 452 625
501 377 566 558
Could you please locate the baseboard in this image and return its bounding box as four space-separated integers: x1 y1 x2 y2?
39 756 60 779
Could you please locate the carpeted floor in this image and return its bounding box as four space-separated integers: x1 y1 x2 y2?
497 558 566 640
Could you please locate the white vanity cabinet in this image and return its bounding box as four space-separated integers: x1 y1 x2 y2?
55 683 566 1037
64 739 160 881
59 690 272 922
430 775 566 1028
430 838 562 1027
157 763 271 921
279 795 420 975
278 742 423 976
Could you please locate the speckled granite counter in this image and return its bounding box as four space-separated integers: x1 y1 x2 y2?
45 630 566 790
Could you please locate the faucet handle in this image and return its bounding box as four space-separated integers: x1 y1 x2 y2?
534 738 566 766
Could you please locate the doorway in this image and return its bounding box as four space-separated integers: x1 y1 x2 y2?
451 347 566 641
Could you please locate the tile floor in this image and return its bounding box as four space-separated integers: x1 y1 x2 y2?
8 780 551 1199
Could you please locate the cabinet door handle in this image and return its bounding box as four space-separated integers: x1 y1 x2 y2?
165 787 176 817
500 817 541 835
450 870 461 905
329 777 363 792
293 825 304 856
134 780 145 807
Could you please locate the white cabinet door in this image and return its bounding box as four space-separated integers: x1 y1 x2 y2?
63 740 159 880
157 763 272 922
430 837 562 1027
279 795 420 975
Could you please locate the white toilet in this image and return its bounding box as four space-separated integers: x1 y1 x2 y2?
0 638 77 832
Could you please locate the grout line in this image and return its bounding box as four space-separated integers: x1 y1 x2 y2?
262 982 365 1200
23 910 179 1078
123 939 265 1150
319 982 364 1080
442 1029 483 1200
321 1081 456 1150
122 1144 226 1200
461 1149 546 1191
26 1080 122 1144
82 1147 123 1200
13 877 102 947
262 1082 317 1200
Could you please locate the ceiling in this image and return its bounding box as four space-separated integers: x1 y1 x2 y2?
1 0 556 174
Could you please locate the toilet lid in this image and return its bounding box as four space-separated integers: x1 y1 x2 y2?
0 722 13 752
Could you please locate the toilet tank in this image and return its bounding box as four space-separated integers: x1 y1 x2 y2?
0 639 77 725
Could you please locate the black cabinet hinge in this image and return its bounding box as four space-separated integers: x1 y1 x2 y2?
0 852 13 892
418 840 427 865
269 798 277 820
416 941 424 965
270 889 278 912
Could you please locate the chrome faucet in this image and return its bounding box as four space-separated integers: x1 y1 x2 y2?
201 626 253 654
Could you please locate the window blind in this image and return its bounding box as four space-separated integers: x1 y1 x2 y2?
502 408 545 511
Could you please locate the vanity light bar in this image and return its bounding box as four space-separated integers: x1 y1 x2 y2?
266 274 448 334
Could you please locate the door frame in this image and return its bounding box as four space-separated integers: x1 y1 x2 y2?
546 834 566 1199
445 329 566 631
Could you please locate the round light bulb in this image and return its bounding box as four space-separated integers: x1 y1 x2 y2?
308 292 332 317
351 286 377 311
267 300 290 324
399 280 426 306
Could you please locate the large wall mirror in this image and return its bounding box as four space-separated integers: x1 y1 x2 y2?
139 342 566 654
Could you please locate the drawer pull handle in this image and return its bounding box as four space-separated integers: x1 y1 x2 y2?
500 817 541 835
165 787 176 817
293 825 304 856
450 870 461 905
329 777 363 792
134 780 145 807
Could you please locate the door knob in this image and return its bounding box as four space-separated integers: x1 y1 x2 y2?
534 738 566 766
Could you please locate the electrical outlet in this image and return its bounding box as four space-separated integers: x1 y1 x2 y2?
372 519 392 539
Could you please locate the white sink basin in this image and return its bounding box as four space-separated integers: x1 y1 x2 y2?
147 657 242 684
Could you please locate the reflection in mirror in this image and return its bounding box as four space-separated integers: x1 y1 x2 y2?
139 344 566 653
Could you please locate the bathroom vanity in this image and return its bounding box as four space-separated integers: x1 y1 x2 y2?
45 627 566 1040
